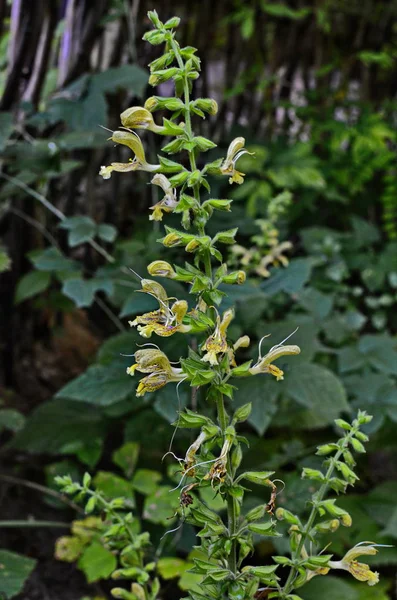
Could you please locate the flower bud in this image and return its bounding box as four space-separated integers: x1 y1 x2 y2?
194 98 218 115
121 107 155 129
149 68 179 86
111 588 135 600
147 260 176 278
185 239 200 252
223 270 246 285
164 16 181 29
315 519 340 534
162 232 182 247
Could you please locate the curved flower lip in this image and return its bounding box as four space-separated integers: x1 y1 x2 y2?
149 174 178 221
327 542 392 587
220 136 254 185
99 131 160 179
249 343 301 380
126 348 184 397
202 308 234 366
120 106 164 133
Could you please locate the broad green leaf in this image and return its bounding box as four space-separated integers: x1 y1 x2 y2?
90 64 147 94
0 550 36 597
157 557 189 580
112 442 140 478
301 575 358 600
261 3 311 20
62 277 114 308
285 364 349 428
97 223 117 242
132 469 162 495
11 400 104 453
120 292 158 318
261 258 314 296
233 376 280 435
0 408 26 432
56 364 134 406
15 271 51 303
93 471 134 506
143 486 180 525
0 248 11 272
59 216 97 247
29 247 78 271
78 541 117 583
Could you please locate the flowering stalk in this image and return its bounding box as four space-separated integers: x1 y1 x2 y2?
55 10 387 600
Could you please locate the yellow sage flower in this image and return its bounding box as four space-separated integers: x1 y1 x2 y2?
220 137 252 185
128 280 191 338
249 342 301 381
126 348 184 397
99 131 159 179
120 106 165 133
202 308 234 366
149 174 178 221
328 542 385 586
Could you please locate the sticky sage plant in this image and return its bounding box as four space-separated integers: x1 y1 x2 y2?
58 11 388 600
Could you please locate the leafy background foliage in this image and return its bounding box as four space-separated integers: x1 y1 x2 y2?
1 1 397 599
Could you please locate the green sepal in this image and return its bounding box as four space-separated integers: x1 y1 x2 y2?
202 199 232 212
242 564 279 584
237 471 275 485
212 228 238 245
161 137 186 154
230 361 253 377
158 156 185 173
301 468 326 483
172 408 211 429
202 158 223 174
248 521 280 537
174 193 198 212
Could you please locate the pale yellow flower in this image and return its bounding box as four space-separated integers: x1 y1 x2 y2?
202 308 234 366
99 131 159 179
328 543 384 586
149 174 178 221
249 338 301 381
220 137 252 185
120 106 164 133
127 348 184 397
128 280 191 338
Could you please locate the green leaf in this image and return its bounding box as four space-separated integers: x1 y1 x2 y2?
56 364 134 406
233 376 280 435
112 442 140 478
261 258 314 295
301 575 358 600
90 64 148 95
15 271 51 303
0 111 14 151
97 223 117 242
143 486 180 525
11 400 104 454
93 471 134 506
77 541 117 583
0 409 26 433
0 248 11 272
157 557 189 580
59 216 97 247
29 247 78 271
120 292 157 318
0 550 36 597
132 469 162 495
285 364 349 428
62 277 114 308
261 3 311 20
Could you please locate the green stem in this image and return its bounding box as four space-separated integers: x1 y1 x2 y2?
216 394 237 574
0 520 69 528
281 429 357 597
